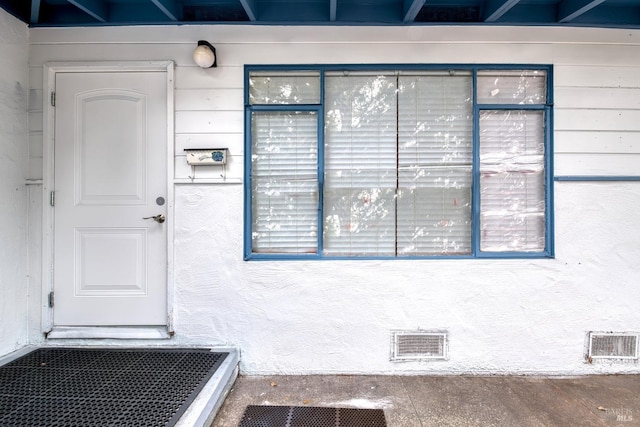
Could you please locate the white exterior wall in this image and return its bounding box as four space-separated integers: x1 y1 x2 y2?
0 8 29 356
26 25 640 374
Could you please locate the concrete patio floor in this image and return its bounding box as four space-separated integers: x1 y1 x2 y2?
211 374 640 426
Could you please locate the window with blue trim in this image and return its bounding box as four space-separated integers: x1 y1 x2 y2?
244 66 553 259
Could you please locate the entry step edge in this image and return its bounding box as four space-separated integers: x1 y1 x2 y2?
46 326 172 339
0 346 38 366
176 348 240 427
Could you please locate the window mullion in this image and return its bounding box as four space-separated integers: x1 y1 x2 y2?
395 74 400 257
472 70 481 257
318 70 325 256
544 104 554 256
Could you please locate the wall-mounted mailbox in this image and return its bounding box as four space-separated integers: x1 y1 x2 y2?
184 148 228 165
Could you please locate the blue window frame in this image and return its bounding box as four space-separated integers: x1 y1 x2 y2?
244 64 554 260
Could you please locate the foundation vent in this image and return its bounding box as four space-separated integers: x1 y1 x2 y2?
391 330 448 361
588 332 638 360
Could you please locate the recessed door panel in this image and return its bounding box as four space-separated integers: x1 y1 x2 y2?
76 92 147 206
75 228 146 296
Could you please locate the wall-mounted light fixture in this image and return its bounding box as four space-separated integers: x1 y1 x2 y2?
193 40 217 68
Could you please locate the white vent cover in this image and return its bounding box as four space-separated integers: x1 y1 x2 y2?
391 330 448 361
588 332 639 360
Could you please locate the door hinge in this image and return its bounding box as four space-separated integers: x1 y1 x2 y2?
50 191 55 207
48 291 54 308
50 91 56 107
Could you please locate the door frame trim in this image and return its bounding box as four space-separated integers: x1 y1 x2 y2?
42 61 175 336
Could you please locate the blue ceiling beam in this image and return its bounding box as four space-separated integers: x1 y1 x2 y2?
330 0 337 21
31 0 41 23
484 0 522 21
239 0 257 21
557 0 607 22
150 0 181 21
109 4 175 23
67 0 108 22
403 0 425 22
496 4 556 22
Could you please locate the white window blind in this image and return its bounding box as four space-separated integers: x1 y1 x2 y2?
479 110 545 252
324 74 398 256
397 74 473 255
251 111 318 253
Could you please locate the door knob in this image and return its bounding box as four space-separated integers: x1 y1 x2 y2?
143 214 165 223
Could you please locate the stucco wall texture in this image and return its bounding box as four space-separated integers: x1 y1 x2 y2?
0 8 29 356
169 183 640 375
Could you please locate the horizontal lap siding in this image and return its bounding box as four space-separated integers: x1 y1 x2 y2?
27 42 246 182
174 66 243 181
555 65 640 176
27 27 640 181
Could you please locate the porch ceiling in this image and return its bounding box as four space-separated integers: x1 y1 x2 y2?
0 0 639 28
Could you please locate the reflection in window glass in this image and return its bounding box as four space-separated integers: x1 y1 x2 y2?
251 111 318 253
249 71 321 105
477 70 546 104
479 110 546 252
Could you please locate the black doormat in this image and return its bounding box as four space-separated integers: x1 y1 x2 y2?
238 405 387 427
0 347 228 427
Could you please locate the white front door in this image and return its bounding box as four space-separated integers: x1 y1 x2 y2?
53 71 168 327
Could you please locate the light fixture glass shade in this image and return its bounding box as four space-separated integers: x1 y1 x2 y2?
193 41 216 68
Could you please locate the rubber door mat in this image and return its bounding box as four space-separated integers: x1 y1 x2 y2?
238 405 387 427
0 347 228 427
